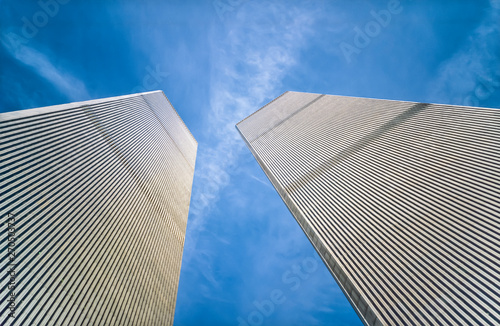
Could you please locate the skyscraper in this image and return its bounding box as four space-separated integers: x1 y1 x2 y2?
236 91 499 326
0 91 197 325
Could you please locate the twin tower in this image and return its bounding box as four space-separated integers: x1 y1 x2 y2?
1 91 498 325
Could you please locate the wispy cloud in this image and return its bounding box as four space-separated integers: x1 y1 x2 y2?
1 33 89 102
250 175 273 189
428 0 500 106
183 1 319 264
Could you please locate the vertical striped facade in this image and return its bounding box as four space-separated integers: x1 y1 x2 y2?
236 91 500 326
0 91 197 325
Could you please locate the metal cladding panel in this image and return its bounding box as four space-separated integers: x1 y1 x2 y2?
0 91 197 326
236 91 500 326
142 92 197 169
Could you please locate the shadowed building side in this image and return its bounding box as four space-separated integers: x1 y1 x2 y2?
0 91 197 326
237 91 500 326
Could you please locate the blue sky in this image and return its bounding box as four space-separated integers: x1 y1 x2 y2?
1 0 499 325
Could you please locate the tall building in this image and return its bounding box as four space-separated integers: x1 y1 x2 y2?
236 91 500 326
0 91 197 325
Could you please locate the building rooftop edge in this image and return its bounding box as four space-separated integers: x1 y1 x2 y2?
235 91 499 128
155 92 198 145
0 90 198 144
235 91 290 127
0 90 163 121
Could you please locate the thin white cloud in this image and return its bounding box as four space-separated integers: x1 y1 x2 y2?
428 0 500 106
183 2 318 264
250 174 274 189
1 32 89 102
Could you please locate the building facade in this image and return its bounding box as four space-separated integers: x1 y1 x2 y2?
0 91 197 325
236 91 500 326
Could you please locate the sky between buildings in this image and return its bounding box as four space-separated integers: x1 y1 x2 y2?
1 0 499 325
